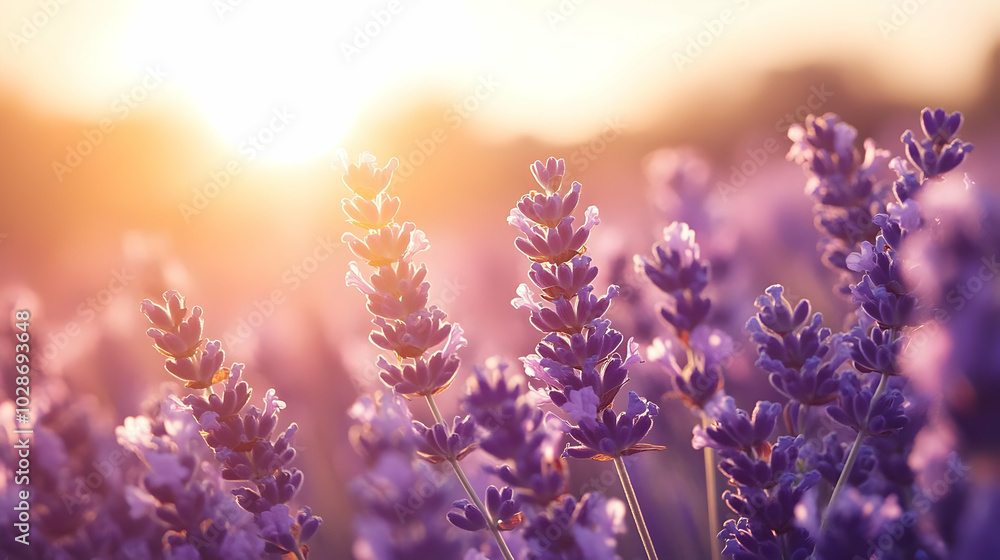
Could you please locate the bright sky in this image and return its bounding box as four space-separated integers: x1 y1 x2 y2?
3 0 999 163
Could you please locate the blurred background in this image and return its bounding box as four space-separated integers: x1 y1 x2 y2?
3 0 1000 557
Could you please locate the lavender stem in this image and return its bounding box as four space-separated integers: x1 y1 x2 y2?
701 412 721 559
821 371 890 532
614 455 659 560
425 394 516 560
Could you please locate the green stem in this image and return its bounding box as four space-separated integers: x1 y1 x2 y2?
701 413 721 559
614 456 659 560
425 395 515 560
820 372 890 532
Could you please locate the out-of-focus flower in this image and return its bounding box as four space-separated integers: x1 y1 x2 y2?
449 486 524 532
787 113 890 289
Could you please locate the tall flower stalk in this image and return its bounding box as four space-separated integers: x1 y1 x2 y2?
637 221 725 559
509 157 665 560
788 108 973 533
338 152 517 560
140 290 322 558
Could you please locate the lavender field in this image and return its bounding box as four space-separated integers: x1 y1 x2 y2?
2 2 1000 559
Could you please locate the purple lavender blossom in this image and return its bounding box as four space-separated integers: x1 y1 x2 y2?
634 222 712 336
747 285 846 409
464 362 568 507
140 291 321 558
511 157 664 559
413 415 479 463
348 392 475 560
899 108 973 184
510 158 661 462
787 113 890 287
521 493 625 560
0 378 166 559
117 396 265 559
449 486 523 532
341 151 521 560
696 396 820 557
811 488 930 560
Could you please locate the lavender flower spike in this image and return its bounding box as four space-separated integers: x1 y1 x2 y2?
140 291 321 558
340 152 517 560
512 156 663 560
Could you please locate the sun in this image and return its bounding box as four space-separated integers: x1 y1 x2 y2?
114 1 411 165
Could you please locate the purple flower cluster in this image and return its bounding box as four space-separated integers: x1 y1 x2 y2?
747 285 846 416
466 361 630 559
348 392 476 559
896 108 974 197
694 396 819 558
787 113 890 292
510 158 662 462
638 222 727 412
339 152 467 401
141 291 321 558
464 362 566 508
510 157 663 559
770 108 972 559
116 395 264 559
902 152 1000 558
0 376 165 559
340 152 526 559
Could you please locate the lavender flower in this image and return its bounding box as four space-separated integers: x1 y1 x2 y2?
413 415 479 464
117 396 265 559
140 290 321 558
521 493 625 560
747 285 846 410
696 396 819 557
348 392 474 560
899 107 973 185
634 222 711 336
718 517 811 560
449 486 523 532
0 377 165 559
811 489 928 560
787 113 890 287
510 158 661 462
511 157 663 559
340 151 517 560
464 362 568 507
563 391 663 461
